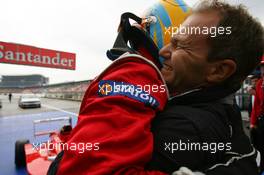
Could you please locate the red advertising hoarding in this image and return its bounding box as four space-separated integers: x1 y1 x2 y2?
0 41 76 70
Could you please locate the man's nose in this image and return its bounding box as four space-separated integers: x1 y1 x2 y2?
159 44 171 60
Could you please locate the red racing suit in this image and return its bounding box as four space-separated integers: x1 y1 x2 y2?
251 78 264 126
57 51 169 175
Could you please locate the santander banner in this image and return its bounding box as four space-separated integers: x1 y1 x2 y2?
0 41 76 70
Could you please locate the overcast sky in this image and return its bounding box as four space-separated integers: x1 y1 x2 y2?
0 0 263 84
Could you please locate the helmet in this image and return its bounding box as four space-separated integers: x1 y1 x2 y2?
107 0 191 64
141 0 191 49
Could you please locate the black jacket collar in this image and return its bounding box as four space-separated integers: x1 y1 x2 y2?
169 84 240 105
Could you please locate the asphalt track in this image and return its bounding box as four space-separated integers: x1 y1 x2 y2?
0 94 251 175
0 95 80 175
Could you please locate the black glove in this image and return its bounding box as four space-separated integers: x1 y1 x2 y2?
106 12 162 69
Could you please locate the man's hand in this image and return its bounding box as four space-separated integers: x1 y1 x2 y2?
172 167 205 175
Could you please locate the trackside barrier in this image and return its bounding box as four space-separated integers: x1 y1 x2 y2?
44 92 85 101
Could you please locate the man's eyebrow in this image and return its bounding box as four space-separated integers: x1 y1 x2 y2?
171 35 191 46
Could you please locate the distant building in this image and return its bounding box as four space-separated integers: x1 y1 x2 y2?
0 74 49 88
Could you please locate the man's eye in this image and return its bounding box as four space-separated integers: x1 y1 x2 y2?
176 45 181 49
170 42 179 49
175 45 182 50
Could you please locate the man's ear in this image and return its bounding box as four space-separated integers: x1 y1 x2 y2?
206 59 236 84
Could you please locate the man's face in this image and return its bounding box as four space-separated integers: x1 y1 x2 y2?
159 11 221 93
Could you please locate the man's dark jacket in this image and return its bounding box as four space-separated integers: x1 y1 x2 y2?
146 84 259 175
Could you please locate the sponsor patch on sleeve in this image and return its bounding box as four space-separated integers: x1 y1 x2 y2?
98 80 159 109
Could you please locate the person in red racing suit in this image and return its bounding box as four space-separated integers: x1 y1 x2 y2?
56 46 169 175
250 56 264 128
250 57 264 171
250 77 264 128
